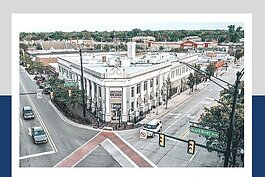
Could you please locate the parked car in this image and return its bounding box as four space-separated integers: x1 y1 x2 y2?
31 126 48 144
22 106 35 119
142 119 162 138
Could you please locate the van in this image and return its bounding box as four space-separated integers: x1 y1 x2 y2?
142 119 162 137
22 106 35 119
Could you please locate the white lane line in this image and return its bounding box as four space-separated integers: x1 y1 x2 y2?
20 80 58 153
19 150 55 160
189 150 198 163
103 138 138 167
187 114 195 119
19 117 23 127
115 132 157 167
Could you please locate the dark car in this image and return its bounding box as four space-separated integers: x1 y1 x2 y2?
31 126 48 144
22 106 35 119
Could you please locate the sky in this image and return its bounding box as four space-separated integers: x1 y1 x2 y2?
15 13 244 32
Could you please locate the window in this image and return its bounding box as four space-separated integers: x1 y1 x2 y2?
131 101 134 111
137 84 140 94
131 87 134 97
156 77 158 85
150 78 153 88
144 81 147 91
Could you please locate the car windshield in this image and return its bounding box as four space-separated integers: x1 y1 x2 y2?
34 129 45 136
24 110 33 115
144 124 156 129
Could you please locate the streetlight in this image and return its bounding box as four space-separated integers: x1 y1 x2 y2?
118 108 121 128
128 109 130 122
79 48 86 118
156 69 163 115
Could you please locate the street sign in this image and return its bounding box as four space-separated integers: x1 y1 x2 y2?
190 126 220 138
140 129 147 139
64 82 78 88
37 89 42 99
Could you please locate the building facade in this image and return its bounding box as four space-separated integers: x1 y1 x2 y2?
58 53 198 123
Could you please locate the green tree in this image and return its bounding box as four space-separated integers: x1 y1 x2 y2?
199 81 244 166
205 63 216 77
186 73 195 93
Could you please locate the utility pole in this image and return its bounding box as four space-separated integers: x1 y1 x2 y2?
223 71 242 167
79 48 86 118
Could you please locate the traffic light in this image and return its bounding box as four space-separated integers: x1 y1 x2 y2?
187 140 195 154
68 90 72 97
159 133 165 147
50 92 54 99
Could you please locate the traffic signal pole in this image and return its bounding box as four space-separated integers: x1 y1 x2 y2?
223 71 241 167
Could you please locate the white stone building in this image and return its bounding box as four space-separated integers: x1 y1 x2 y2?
58 52 198 123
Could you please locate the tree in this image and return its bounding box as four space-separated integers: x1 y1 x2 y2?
199 81 244 166
235 47 244 62
194 64 203 90
205 63 216 77
186 73 195 93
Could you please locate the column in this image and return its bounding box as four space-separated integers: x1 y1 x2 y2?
122 87 127 122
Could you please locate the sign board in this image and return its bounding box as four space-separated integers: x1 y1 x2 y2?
37 89 42 99
190 126 220 138
64 82 78 88
140 129 147 139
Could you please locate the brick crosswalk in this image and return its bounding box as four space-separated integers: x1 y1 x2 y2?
54 131 154 167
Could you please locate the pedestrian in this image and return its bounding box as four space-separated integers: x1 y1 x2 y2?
240 148 244 162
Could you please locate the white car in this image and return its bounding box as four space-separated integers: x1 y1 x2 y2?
142 119 162 138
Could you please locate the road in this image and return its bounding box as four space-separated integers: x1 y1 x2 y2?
19 61 243 167
19 66 119 167
117 61 243 167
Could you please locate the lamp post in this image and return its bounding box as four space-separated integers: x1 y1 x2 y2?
79 48 86 118
128 109 130 122
118 108 121 128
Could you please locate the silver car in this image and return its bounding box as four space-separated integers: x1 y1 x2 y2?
22 106 35 119
31 126 48 144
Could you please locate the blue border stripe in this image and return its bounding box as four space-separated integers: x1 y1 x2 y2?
253 96 265 177
0 96 11 177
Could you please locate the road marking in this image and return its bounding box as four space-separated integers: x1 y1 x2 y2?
174 113 181 119
72 145 100 167
205 97 214 101
19 150 55 160
103 138 138 167
187 114 195 119
19 117 23 126
180 129 189 138
189 150 198 163
27 127 32 136
20 80 58 153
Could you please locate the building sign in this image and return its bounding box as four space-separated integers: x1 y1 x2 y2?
110 91 122 99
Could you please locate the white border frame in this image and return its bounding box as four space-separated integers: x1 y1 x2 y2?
12 13 252 177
